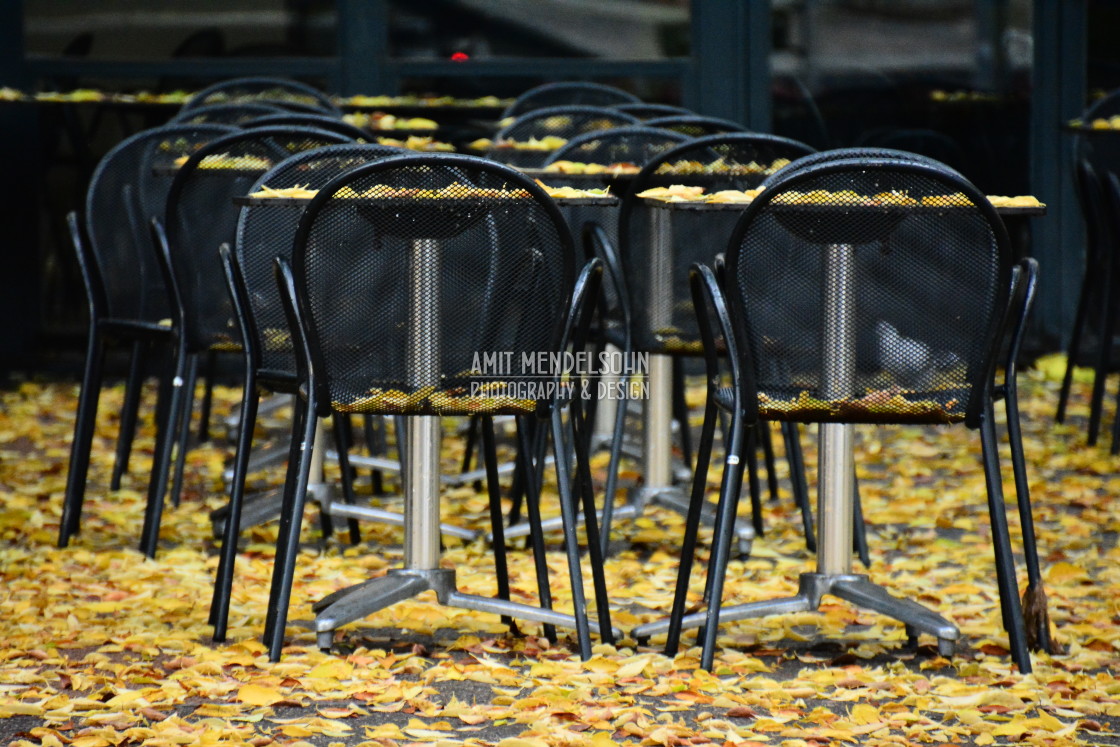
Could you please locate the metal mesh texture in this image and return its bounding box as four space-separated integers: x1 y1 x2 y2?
544 126 690 171
165 126 353 352
503 82 640 118
612 103 693 121
496 106 639 145
182 77 339 113
85 123 238 323
235 143 406 374
620 134 816 354
170 102 286 125
292 154 575 416
645 115 749 137
726 158 1012 426
244 113 371 142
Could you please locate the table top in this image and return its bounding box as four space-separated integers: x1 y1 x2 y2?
640 196 1046 216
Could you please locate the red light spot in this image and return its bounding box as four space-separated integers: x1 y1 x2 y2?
451 52 469 62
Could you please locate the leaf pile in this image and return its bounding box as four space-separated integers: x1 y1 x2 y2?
1 362 1119 746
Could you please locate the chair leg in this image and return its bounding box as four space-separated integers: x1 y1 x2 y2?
570 397 614 645
1004 383 1053 653
760 422 780 503
782 422 815 553
110 340 145 491
264 396 319 661
481 416 518 634
978 405 1031 674
169 354 199 508
197 349 217 443
1056 266 1096 423
853 470 870 567
664 395 720 655
210 378 260 641
697 415 747 671
516 417 557 644
745 426 764 536
1088 273 1117 446
550 410 594 659
599 383 629 559
363 415 386 495
60 330 106 547
330 415 363 545
139 346 189 558
671 357 693 470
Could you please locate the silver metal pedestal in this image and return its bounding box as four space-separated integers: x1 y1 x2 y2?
632 242 959 655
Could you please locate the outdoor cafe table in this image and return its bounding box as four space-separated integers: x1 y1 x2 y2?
630 194 1046 649
234 190 619 650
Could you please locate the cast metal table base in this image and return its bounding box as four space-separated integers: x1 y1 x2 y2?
632 571 959 655
311 567 617 650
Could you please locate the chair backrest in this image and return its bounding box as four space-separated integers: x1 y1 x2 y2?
1078 91 1120 176
1074 158 1111 269
724 156 1013 429
503 81 640 118
490 106 640 168
768 147 963 181
182 76 340 114
243 112 370 141
620 133 816 354
544 126 690 171
170 102 287 125
84 123 238 323
646 114 749 137
611 102 693 120
289 153 576 416
496 105 639 143
1084 89 1120 121
163 125 354 352
234 143 406 375
856 127 971 177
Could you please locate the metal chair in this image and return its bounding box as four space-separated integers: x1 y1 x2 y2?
142 126 353 558
645 114 749 137
611 103 693 120
502 81 640 118
615 133 817 552
655 156 1049 673
544 126 691 176
181 76 340 115
59 123 238 550
210 142 406 641
263 153 613 661
489 105 639 167
170 102 287 126
244 112 371 141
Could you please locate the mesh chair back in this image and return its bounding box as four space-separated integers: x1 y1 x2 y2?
646 114 749 137
170 102 286 125
544 126 690 172
165 126 353 352
612 103 693 120
1079 92 1120 176
620 133 816 354
290 154 575 416
85 123 238 322
503 82 640 118
496 105 639 143
244 112 370 141
182 76 339 114
1085 90 1120 120
725 157 1013 428
235 143 406 374
769 147 963 180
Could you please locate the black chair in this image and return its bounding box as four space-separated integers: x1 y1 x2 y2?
488 105 639 167
503 82 640 118
244 112 370 141
263 153 613 661
141 126 354 558
645 114 749 137
612 103 693 120
60 123 238 549
662 157 1049 673
1057 159 1117 443
182 76 340 115
170 102 287 126
615 133 816 549
544 126 691 175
